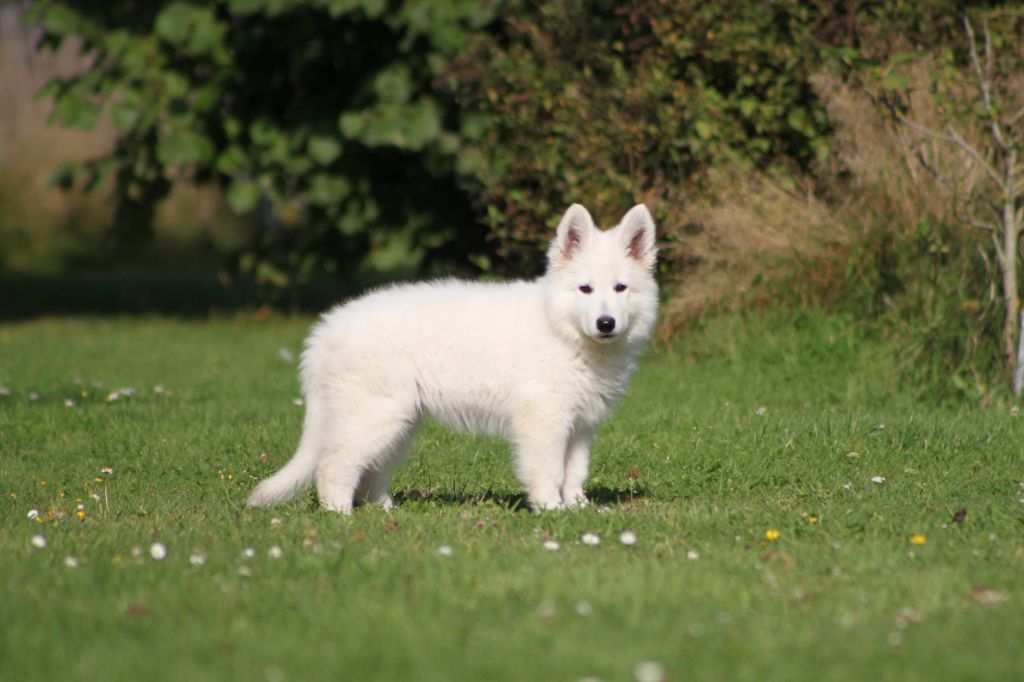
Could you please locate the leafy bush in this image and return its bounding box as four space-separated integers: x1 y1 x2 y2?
443 0 835 274
29 0 495 293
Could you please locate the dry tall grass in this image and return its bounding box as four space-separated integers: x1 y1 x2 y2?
656 168 847 339
812 67 986 247
655 61 997 341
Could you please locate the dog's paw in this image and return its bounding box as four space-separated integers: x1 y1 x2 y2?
562 490 590 509
528 497 566 514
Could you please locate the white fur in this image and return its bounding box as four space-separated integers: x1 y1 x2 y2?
247 204 658 513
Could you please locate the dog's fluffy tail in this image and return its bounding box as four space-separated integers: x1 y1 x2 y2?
247 440 317 507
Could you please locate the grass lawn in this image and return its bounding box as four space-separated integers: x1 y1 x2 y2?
1 311 1022 681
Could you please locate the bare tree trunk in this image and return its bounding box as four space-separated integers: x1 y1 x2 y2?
1015 309 1024 396
1004 148 1021 394
1002 196 1018 371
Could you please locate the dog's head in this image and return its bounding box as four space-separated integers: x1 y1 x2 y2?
544 204 658 346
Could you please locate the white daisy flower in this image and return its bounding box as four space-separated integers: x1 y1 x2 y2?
542 540 561 551
31 534 47 549
581 532 600 546
618 530 637 546
268 545 283 559
633 660 667 682
437 544 453 556
149 542 167 560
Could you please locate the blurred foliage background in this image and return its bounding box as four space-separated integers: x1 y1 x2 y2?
3 0 1024 401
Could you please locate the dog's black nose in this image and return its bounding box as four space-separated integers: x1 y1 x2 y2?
596 316 616 334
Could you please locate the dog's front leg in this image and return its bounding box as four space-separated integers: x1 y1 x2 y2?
561 429 593 508
511 413 567 513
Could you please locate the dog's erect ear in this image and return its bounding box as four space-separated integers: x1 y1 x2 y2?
549 204 596 265
618 204 657 269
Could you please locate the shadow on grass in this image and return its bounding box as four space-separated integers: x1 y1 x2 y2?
374 485 646 512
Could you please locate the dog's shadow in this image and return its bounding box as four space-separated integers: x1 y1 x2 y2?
303 486 644 513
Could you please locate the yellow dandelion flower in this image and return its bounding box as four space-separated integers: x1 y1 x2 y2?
808 515 819 524
76 509 86 520
765 529 781 541
8 492 15 500
39 480 46 487
94 477 104 483
908 533 926 545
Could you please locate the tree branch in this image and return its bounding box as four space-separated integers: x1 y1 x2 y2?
964 16 1009 150
944 124 1006 189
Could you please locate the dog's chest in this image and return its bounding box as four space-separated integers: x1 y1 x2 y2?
568 355 634 426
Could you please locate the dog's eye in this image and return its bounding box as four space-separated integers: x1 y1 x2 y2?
615 283 628 292
578 284 593 294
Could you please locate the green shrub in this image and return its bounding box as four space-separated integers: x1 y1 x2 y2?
443 0 835 273
29 0 496 294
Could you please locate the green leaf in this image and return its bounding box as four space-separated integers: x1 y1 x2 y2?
890 51 922 66
694 119 714 140
156 3 226 57
372 64 413 104
52 89 100 130
880 71 909 91
308 174 351 205
157 129 215 165
110 90 145 132
737 98 758 118
786 108 808 132
226 180 261 213
155 3 197 45
307 135 343 165
38 5 86 37
215 146 248 175
192 82 224 112
339 100 442 150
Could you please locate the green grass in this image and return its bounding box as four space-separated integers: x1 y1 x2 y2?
1 311 1022 681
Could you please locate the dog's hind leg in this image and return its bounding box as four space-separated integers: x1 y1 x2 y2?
354 426 417 511
316 399 417 514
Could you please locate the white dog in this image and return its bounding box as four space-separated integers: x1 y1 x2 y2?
247 203 658 513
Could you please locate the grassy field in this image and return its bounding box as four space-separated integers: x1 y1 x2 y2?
1 311 1022 681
